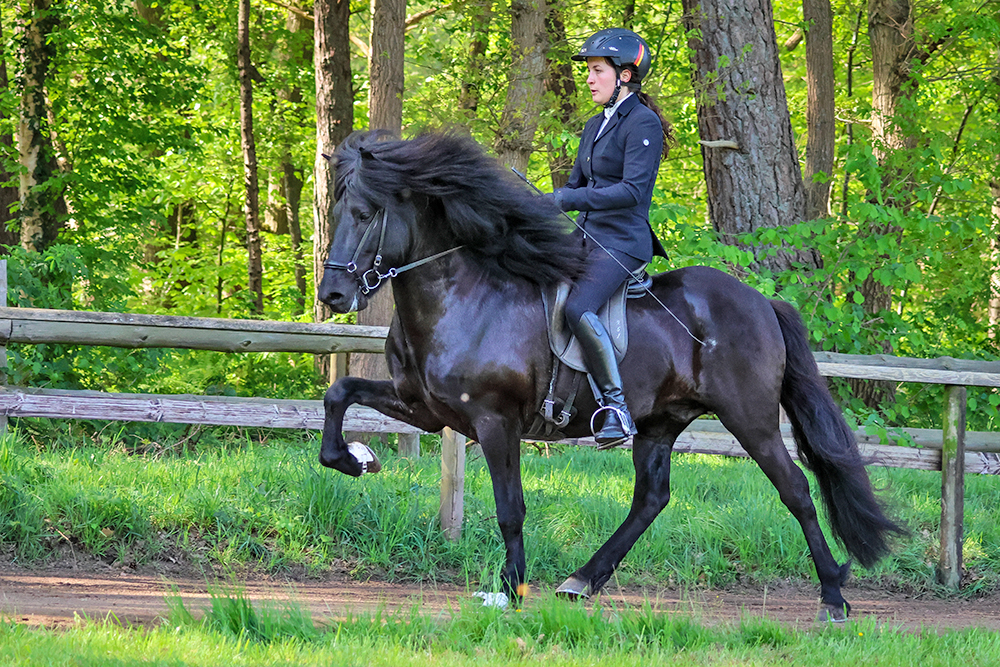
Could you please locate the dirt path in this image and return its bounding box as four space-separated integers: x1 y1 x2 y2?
3 561 1000 632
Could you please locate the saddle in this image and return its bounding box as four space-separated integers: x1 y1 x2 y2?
528 268 651 439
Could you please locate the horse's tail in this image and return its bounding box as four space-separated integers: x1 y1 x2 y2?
770 299 906 568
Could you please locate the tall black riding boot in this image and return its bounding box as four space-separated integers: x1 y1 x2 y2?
574 311 636 449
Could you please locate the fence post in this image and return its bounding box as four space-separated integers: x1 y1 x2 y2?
938 384 966 590
440 427 465 541
398 433 420 458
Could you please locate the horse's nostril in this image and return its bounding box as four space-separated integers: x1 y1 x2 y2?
321 290 344 306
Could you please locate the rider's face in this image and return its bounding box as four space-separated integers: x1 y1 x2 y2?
586 57 629 105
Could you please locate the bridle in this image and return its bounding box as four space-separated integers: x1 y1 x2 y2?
322 207 463 295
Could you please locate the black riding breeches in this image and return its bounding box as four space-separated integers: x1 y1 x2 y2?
565 245 645 332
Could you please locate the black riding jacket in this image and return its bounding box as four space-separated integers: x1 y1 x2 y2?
554 93 666 262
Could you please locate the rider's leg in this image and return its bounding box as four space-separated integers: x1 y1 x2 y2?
565 246 644 449
573 311 636 448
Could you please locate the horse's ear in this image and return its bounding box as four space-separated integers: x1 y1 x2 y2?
321 153 333 162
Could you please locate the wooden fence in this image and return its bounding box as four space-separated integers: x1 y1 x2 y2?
1 280 998 588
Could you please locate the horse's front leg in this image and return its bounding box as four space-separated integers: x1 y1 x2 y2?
475 414 527 599
320 376 445 477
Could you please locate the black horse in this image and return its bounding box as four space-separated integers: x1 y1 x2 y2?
317 130 903 621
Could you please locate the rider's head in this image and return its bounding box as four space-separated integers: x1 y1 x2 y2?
572 28 652 108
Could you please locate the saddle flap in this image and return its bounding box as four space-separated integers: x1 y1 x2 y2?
542 281 628 373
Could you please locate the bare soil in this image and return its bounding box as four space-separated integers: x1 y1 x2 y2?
2 555 1000 632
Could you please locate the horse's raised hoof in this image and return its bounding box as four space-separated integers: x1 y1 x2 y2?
555 576 591 600
816 603 849 623
347 441 382 475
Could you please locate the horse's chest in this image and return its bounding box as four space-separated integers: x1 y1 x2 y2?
391 314 542 406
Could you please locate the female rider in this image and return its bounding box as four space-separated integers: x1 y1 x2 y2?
552 28 673 449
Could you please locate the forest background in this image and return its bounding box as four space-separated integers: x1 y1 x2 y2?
1 0 998 438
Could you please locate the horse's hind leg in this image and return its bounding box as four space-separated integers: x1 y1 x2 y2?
557 433 675 598
727 423 852 621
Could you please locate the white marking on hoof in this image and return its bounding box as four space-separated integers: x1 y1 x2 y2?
347 441 382 475
555 576 591 599
473 591 509 608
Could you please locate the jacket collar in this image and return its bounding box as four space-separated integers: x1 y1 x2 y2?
595 93 641 143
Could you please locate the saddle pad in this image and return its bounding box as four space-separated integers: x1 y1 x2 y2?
542 281 628 373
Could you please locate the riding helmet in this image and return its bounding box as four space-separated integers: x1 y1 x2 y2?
572 28 652 82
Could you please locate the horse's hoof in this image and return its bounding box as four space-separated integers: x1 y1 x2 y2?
347 441 382 475
473 591 509 609
555 576 591 599
816 603 849 623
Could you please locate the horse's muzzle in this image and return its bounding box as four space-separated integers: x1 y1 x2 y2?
318 271 368 313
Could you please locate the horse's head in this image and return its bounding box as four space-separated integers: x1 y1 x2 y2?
318 135 416 313
318 130 585 313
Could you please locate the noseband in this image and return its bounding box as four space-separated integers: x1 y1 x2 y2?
323 207 463 295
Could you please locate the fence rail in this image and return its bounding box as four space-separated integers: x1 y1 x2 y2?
0 307 388 354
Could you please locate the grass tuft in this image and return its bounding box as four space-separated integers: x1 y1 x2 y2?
167 584 319 643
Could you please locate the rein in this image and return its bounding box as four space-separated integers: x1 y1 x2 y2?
323 208 464 295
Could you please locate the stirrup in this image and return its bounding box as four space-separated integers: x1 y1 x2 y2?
590 405 634 450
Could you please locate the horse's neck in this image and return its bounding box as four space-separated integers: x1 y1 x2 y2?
391 256 537 334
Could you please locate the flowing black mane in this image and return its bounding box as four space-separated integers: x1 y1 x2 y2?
333 130 584 284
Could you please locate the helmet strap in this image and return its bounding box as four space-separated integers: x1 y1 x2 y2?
604 77 622 109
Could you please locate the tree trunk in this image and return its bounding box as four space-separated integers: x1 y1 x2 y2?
238 0 263 315
839 9 863 217
264 172 289 234
273 1 312 315
133 0 164 25
313 0 354 377
494 0 548 174
368 0 404 134
851 0 917 407
543 3 576 188
622 0 636 27
869 0 916 166
353 0 405 389
802 0 835 221
16 0 62 253
0 14 20 251
458 0 492 113
284 158 307 316
681 0 820 274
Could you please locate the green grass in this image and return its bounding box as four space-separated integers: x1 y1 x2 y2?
2 424 1000 595
4 425 1000 665
2 591 1000 666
